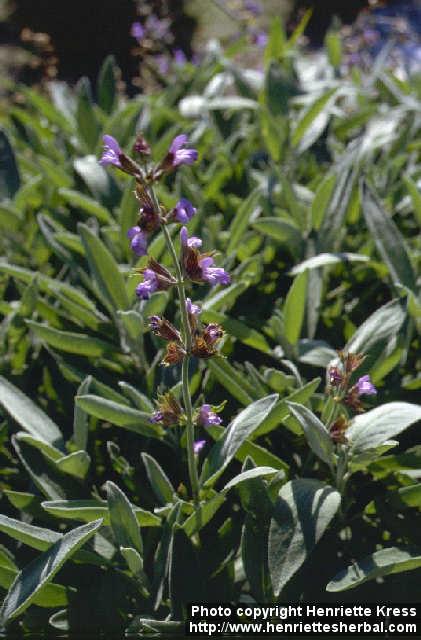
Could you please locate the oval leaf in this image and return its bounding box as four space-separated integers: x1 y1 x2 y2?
347 402 421 454
0 519 102 623
287 402 335 467
327 547 421 592
268 479 341 596
0 376 63 448
204 394 279 485
106 481 143 555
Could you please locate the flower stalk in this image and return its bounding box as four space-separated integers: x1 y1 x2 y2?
146 185 200 504
100 133 229 509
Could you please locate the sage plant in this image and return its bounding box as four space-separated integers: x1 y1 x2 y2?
100 132 229 505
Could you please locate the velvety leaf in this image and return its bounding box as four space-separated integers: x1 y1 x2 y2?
73 376 92 451
59 188 112 224
242 512 272 601
76 394 163 438
287 402 335 467
0 565 69 608
12 436 78 500
27 321 117 357
227 188 261 254
393 484 421 509
55 451 91 480
97 55 117 114
254 378 321 437
141 453 175 505
347 402 421 454
76 77 101 152
106 481 143 555
345 299 405 355
206 357 256 406
78 223 129 312
403 175 421 226
169 526 204 619
182 494 225 537
0 519 102 623
268 479 340 596
41 499 160 527
290 252 369 275
252 218 302 255
362 182 416 291
223 467 280 491
311 173 337 230
327 547 421 592
291 89 337 152
0 515 61 551
0 375 63 448
204 394 279 485
284 272 308 345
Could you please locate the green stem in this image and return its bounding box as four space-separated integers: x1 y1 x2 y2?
148 188 200 505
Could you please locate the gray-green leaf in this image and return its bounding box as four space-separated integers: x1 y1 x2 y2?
347 402 421 454
327 547 421 592
0 519 102 623
268 479 340 596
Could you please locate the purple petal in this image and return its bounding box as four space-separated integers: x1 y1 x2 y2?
180 226 202 249
102 135 121 154
169 134 188 154
127 226 141 240
186 298 201 315
99 135 122 167
131 230 148 257
174 198 197 223
199 404 222 427
174 48 187 65
180 226 188 246
356 374 377 396
187 236 202 249
173 148 199 167
136 269 158 300
131 22 145 40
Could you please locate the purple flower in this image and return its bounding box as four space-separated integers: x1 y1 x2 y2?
356 375 377 396
127 226 148 257
203 323 223 344
186 298 201 316
169 135 198 167
174 198 197 224
193 439 206 454
180 226 202 249
150 411 164 423
251 30 268 48
174 48 187 66
199 404 222 427
99 135 122 168
199 256 231 286
131 22 145 41
136 269 159 300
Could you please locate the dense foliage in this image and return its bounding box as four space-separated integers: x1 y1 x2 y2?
0 15 421 635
